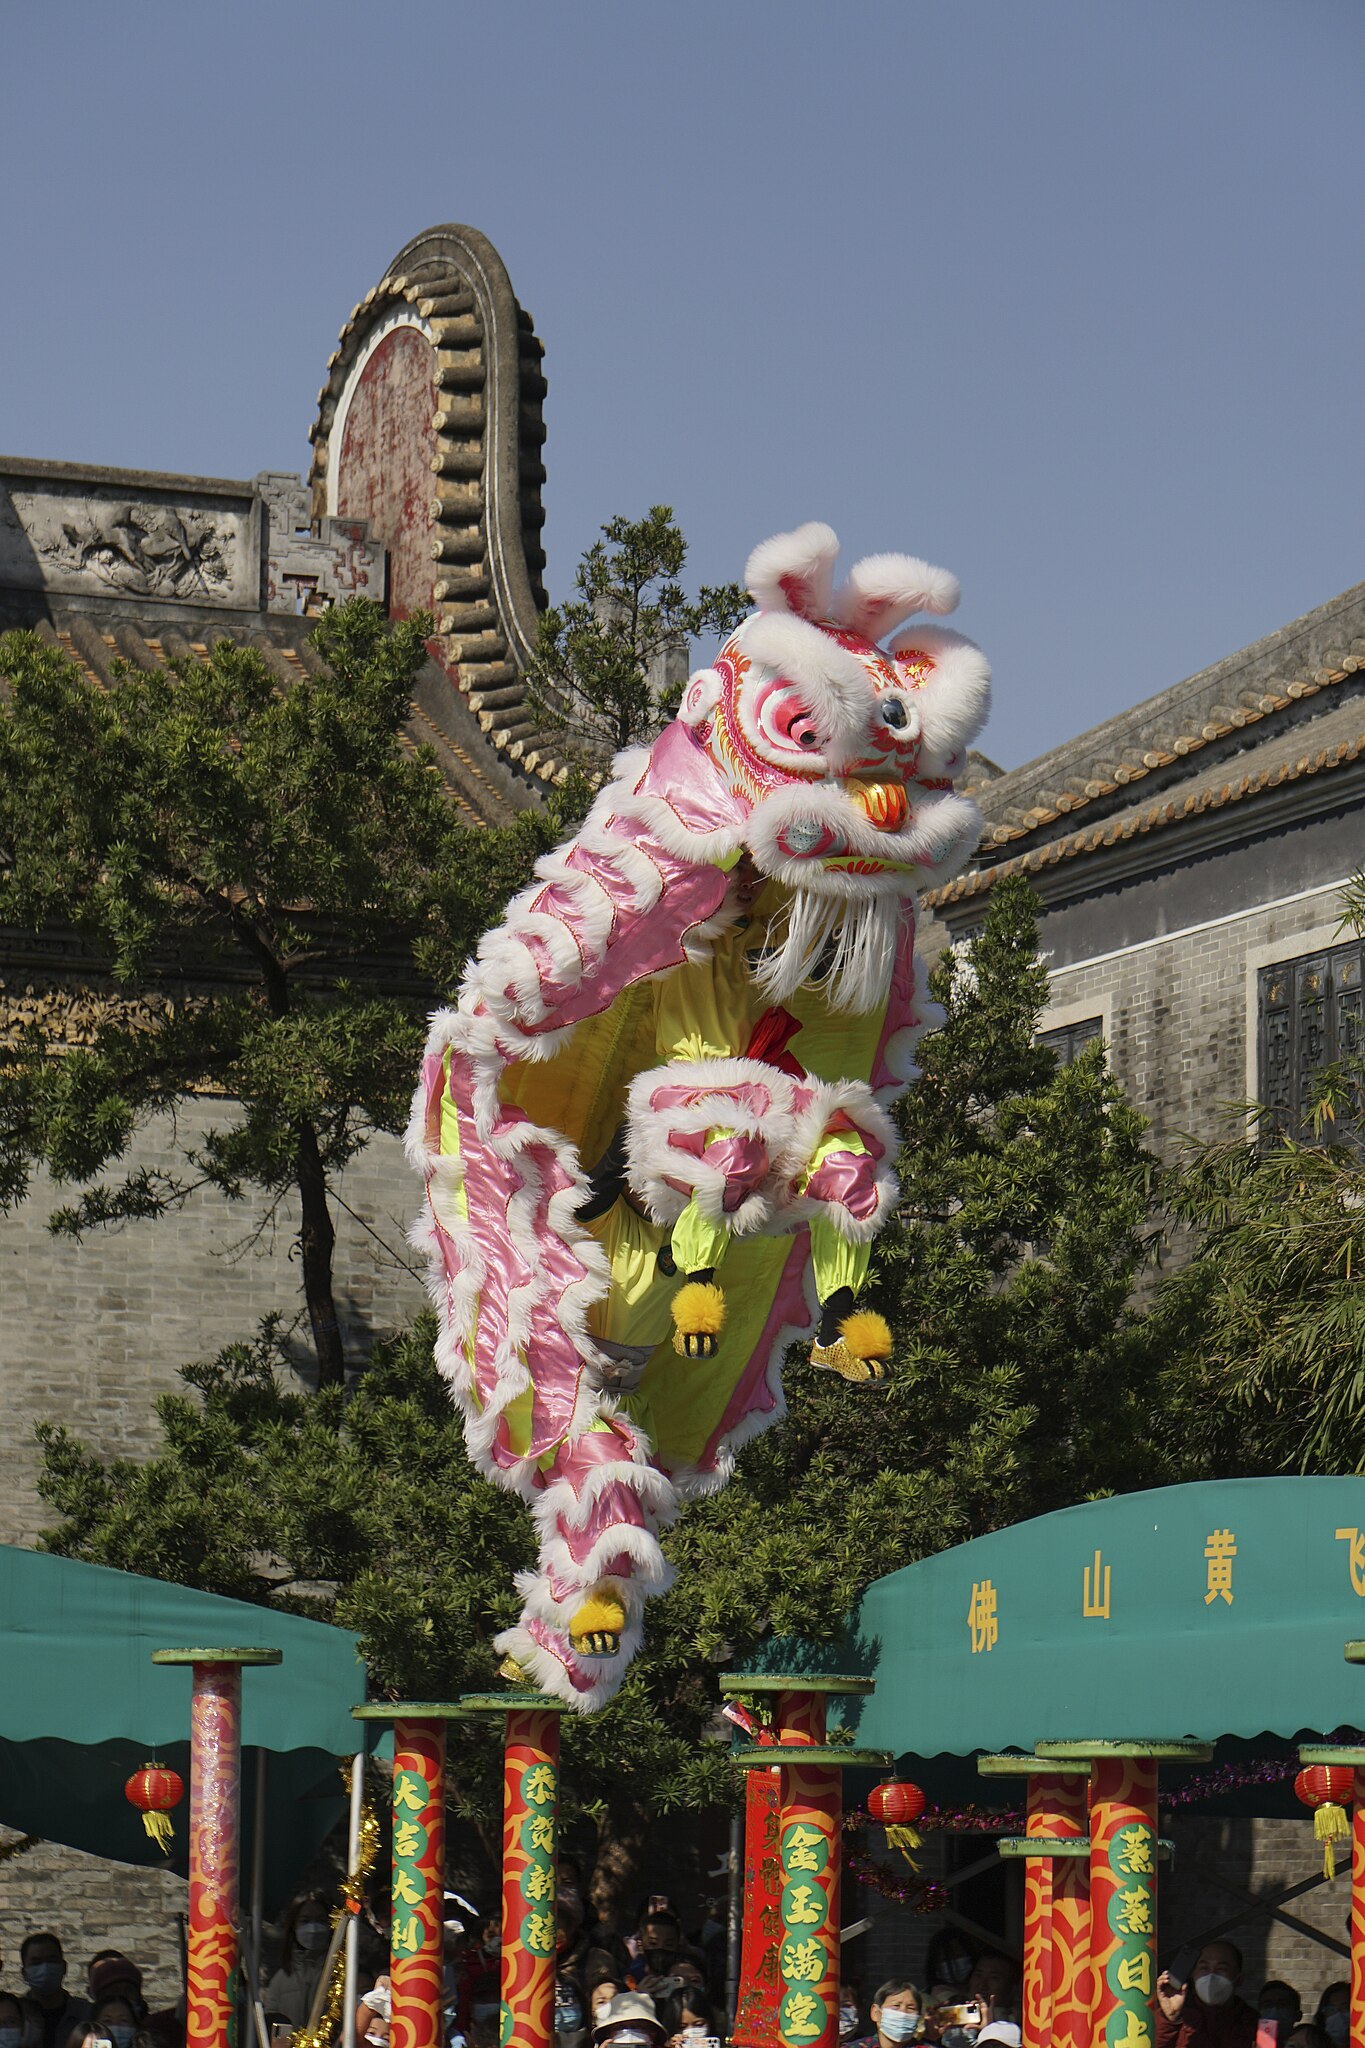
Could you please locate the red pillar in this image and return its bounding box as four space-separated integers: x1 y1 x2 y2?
1049 1827 1094 2048
455 1692 567 2048
980 1755 1089 2048
355 1703 470 2048
153 1647 282 2048
722 1676 886 2048
1299 1740 1365 2048
1037 1740 1209 2048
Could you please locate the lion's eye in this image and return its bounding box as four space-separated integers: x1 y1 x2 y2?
881 696 908 729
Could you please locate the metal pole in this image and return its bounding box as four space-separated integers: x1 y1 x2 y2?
726 1805 744 2028
249 1751 267 2014
342 1752 365 2048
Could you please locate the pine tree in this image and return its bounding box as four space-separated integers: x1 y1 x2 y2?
0 602 559 1384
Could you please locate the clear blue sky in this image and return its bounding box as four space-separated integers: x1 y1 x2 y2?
4 0 1362 772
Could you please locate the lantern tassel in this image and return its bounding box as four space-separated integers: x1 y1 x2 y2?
886 1823 922 1870
140 1810 174 1854
1315 1801 1349 1881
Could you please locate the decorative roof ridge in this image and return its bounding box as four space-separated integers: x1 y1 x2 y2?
926 715 1365 908
975 575 1365 851
0 453 257 499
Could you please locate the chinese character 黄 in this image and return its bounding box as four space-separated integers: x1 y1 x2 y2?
1204 1528 1236 1606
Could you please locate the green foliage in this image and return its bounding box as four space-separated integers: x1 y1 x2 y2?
0 604 557 1381
525 507 747 757
1148 877 1365 1476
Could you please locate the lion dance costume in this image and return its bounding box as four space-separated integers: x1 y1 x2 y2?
409 523 990 1708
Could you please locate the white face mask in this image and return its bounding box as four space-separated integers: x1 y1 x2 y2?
1195 1974 1234 2008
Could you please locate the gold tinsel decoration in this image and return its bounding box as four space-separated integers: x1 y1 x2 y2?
291 1770 383 2048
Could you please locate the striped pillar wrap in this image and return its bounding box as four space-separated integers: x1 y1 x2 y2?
390 1720 447 2048
500 1707 560 2048
187 1664 242 2048
1089 1757 1158 2048
1024 1774 1089 2048
775 1692 839 2048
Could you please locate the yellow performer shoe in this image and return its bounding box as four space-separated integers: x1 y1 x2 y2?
569 1586 627 1659
498 1653 533 1685
670 1280 726 1359
810 1310 892 1386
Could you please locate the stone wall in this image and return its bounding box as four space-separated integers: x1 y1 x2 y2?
0 1110 427 1550
0 1839 186 2007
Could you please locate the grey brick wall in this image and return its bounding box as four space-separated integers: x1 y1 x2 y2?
0 1838 187 2007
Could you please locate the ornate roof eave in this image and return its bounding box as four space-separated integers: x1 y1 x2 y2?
307 224 565 789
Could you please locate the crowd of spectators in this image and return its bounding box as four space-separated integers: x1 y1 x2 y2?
2 1901 1350 2048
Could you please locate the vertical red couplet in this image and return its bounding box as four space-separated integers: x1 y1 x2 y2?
775 1692 839 2048
187 1663 242 2048
390 1719 447 2048
1352 1769 1365 2048
1089 1757 1158 2048
1023 1775 1088 2048
501 1708 560 2048
732 1764 782 2048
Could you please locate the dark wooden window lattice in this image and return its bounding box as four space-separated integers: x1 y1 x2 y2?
1257 937 1364 1144
1038 1015 1104 1065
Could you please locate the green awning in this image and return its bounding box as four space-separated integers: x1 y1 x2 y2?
836 1477 1365 1768
0 1546 370 1903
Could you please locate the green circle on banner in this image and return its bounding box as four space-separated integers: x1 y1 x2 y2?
779 1880 828 1935
1107 1821 1156 1881
779 1989 829 2044
1106 1882 1154 1941
499 2003 513 2048
394 1820 429 1866
519 1813 554 1857
780 1822 830 1877
1107 2009 1145 2047
520 1857 554 1908
524 1908 556 1958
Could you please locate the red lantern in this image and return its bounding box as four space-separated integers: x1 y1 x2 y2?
1295 1765 1353 1881
125 1763 184 1854
868 1779 926 1868
868 1779 927 1827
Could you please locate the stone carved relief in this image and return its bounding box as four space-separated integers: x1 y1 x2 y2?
37 503 232 599
0 479 253 607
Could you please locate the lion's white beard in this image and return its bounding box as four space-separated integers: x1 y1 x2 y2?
752 884 902 1014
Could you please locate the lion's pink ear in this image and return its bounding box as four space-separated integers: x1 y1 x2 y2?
833 554 959 640
745 523 840 621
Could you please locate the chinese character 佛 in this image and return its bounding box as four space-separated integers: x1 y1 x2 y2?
968 1578 998 1654
1204 1528 1236 1606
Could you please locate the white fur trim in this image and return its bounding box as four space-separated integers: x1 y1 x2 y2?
890 627 992 776
744 522 840 621
772 1077 901 1238
746 778 982 901
833 554 960 639
736 611 874 765
623 1057 796 1232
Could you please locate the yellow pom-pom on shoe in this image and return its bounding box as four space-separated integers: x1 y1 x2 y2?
838 1310 892 1361
671 1280 726 1358
569 1586 627 1659
810 1309 893 1386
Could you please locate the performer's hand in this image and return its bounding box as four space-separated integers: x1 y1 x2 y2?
1156 1973 1186 2022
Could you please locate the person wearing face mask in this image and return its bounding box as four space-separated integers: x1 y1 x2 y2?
837 1983 864 2044
924 1933 977 2006
69 1995 147 2048
590 1990 665 2048
1257 1982 1302 2039
1312 1983 1350 2048
1156 1941 1257 2048
868 1980 925 2048
654 1986 716 2048
0 1991 36 2048
263 1894 335 2029
555 1973 589 2048
19 1936 89 2048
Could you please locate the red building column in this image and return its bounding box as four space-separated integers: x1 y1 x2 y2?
723 1675 886 2048
354 1704 469 2048
979 1754 1090 2048
1302 1734 1365 2048
152 1647 283 2048
1037 1740 1209 2048
460 1692 567 2048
